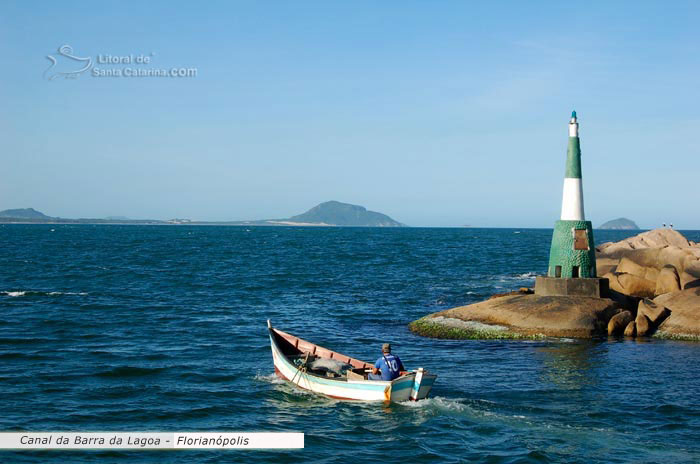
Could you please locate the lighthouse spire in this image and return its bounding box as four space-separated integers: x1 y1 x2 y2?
560 110 585 221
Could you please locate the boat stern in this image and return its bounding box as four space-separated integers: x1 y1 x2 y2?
409 368 437 401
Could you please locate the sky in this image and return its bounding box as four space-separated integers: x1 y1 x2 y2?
1 1 698 228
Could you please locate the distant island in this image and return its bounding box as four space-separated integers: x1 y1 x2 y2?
264 201 404 227
599 218 640 230
0 201 405 227
0 208 51 219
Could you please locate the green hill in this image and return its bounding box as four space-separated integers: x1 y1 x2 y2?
0 208 52 219
599 218 640 230
283 201 405 227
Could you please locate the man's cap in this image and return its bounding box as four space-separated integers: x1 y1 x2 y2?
382 343 391 353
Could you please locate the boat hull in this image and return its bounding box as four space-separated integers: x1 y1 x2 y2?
268 322 436 402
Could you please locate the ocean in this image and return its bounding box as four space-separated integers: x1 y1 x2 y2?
1 225 699 463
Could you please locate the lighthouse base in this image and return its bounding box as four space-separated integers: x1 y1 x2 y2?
547 220 598 278
535 276 609 298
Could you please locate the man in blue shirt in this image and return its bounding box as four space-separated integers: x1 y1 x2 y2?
368 343 405 381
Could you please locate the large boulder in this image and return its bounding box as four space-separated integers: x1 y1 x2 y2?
596 257 619 276
598 247 661 266
605 272 655 301
596 240 633 257
624 229 690 249
635 312 651 336
409 294 621 339
604 272 621 291
612 259 658 282
683 254 699 272
624 321 636 337
680 260 700 290
608 310 633 335
655 265 681 296
638 299 670 326
657 246 693 273
597 229 689 259
681 273 700 290
616 273 656 298
645 267 660 282
654 288 700 338
616 257 649 278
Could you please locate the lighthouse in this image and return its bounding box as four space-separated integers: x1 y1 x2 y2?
535 111 606 297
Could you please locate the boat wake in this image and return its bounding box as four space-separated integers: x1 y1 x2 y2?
400 396 469 412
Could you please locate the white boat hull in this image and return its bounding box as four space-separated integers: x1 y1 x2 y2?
268 322 436 402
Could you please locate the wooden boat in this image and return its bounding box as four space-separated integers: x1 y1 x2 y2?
268 320 437 402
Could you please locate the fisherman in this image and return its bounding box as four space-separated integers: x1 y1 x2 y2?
368 343 404 381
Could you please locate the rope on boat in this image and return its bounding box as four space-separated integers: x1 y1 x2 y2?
291 352 310 386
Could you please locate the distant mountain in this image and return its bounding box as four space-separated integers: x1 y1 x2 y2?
0 202 406 227
0 208 164 224
0 208 52 219
273 201 405 227
599 218 640 230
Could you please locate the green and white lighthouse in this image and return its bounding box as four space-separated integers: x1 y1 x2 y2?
536 112 606 297
547 111 597 278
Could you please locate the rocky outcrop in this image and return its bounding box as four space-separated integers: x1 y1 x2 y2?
593 229 700 340
654 288 700 339
597 229 700 299
597 229 691 255
603 299 671 339
409 229 699 341
408 294 621 339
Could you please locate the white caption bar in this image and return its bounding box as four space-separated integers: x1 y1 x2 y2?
0 432 303 450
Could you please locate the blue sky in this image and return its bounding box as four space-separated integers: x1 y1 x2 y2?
1 1 698 227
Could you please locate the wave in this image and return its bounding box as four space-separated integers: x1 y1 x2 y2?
2 291 26 297
497 272 538 282
254 372 285 384
516 272 538 279
1 290 87 297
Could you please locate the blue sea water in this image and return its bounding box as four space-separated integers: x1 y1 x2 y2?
1 225 700 463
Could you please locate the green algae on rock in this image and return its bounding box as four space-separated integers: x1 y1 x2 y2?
408 316 545 340
410 294 622 340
